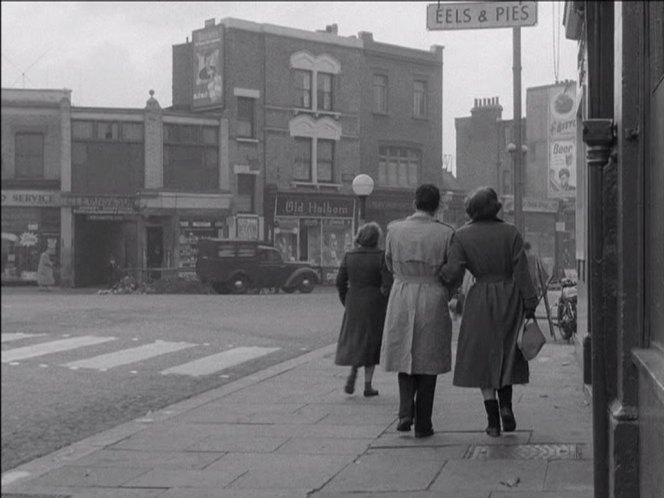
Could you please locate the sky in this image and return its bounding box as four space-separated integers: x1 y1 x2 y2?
1 1 578 174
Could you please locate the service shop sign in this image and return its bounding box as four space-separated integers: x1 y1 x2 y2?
427 1 538 30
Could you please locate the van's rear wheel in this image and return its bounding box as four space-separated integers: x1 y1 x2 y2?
298 275 315 294
281 286 296 294
231 275 250 294
212 282 229 294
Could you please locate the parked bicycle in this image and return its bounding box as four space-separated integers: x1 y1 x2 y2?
556 277 577 341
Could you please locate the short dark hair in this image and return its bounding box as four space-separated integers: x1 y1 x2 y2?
464 186 503 221
415 183 441 214
523 241 532 250
355 222 382 248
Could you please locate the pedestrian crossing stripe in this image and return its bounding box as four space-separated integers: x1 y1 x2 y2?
1 332 46 343
62 340 197 371
160 346 281 377
1 335 117 363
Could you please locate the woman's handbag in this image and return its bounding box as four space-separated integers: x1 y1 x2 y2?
517 318 546 361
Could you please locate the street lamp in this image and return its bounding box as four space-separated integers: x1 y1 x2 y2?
507 142 528 234
352 174 374 226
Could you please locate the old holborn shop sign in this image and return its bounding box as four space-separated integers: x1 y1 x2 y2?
275 195 354 218
427 1 538 30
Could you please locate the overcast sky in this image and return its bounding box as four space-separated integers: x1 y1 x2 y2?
1 1 578 171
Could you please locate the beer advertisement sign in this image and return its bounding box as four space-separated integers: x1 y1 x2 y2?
547 84 577 199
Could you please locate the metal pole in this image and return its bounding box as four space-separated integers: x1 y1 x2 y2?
512 27 524 235
359 196 367 226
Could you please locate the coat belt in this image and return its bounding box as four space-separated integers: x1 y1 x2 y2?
475 274 512 283
395 275 441 284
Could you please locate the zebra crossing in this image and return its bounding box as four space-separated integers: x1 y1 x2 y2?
0 333 280 377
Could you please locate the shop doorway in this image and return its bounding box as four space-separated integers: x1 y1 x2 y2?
146 226 163 281
74 216 135 287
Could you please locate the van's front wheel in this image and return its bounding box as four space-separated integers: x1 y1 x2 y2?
297 275 315 294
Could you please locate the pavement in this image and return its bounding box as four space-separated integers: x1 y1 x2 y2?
1 332 593 498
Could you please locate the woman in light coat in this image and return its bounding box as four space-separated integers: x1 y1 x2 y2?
381 184 455 438
335 222 392 396
441 187 537 437
37 248 55 290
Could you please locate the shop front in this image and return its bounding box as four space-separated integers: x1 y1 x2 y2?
62 194 140 287
1 190 61 285
269 193 355 284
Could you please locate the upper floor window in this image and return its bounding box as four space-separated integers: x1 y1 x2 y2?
317 139 334 183
294 138 312 181
163 124 218 145
72 121 143 142
373 74 388 113
15 133 44 178
413 80 428 118
295 70 312 109
317 73 333 111
378 146 420 188
237 97 255 138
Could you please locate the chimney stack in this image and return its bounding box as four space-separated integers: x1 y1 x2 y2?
358 31 373 42
326 23 338 35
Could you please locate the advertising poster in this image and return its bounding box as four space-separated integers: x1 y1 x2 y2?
192 25 223 109
236 216 259 240
547 84 577 198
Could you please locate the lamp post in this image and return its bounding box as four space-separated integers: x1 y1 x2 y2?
507 142 528 234
352 174 375 227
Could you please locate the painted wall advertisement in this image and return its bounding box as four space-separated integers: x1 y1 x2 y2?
192 25 223 109
547 83 577 199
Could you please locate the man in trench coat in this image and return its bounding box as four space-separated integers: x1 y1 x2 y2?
381 183 455 438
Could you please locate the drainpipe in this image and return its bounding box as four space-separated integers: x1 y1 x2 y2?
582 118 615 498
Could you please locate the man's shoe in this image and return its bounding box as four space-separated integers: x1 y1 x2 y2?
396 417 413 431
415 428 434 438
364 388 379 397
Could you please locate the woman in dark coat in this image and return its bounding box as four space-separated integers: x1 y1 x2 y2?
335 222 392 396
441 187 538 437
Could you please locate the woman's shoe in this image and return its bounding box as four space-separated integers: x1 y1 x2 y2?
344 368 358 394
484 399 501 437
396 417 413 432
497 385 516 432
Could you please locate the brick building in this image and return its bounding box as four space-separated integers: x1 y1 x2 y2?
455 87 577 278
1 89 70 285
172 18 444 282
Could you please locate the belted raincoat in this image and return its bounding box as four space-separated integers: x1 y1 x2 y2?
381 212 455 375
441 218 538 388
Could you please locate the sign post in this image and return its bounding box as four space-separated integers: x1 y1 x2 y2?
427 1 538 235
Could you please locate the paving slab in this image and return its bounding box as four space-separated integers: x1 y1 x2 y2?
66 448 223 469
275 436 374 455
23 465 152 488
431 459 548 492
184 434 290 453
315 492 489 498
544 460 595 491
213 453 353 490
158 489 310 498
121 467 247 488
322 450 445 493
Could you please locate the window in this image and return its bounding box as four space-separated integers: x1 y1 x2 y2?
122 123 144 142
163 124 219 191
97 122 119 140
373 74 388 113
413 80 428 118
317 73 333 111
15 133 44 178
378 146 420 187
503 170 512 194
294 138 312 181
72 121 93 140
237 97 255 138
237 174 256 213
317 140 334 183
294 70 312 109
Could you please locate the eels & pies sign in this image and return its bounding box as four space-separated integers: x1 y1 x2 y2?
427 1 538 30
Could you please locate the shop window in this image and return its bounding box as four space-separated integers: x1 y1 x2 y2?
237 97 255 138
14 133 44 178
294 69 312 109
413 80 428 118
317 140 334 183
96 122 119 141
122 123 144 142
294 138 312 181
317 73 333 111
378 146 420 187
72 121 93 140
373 74 388 113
